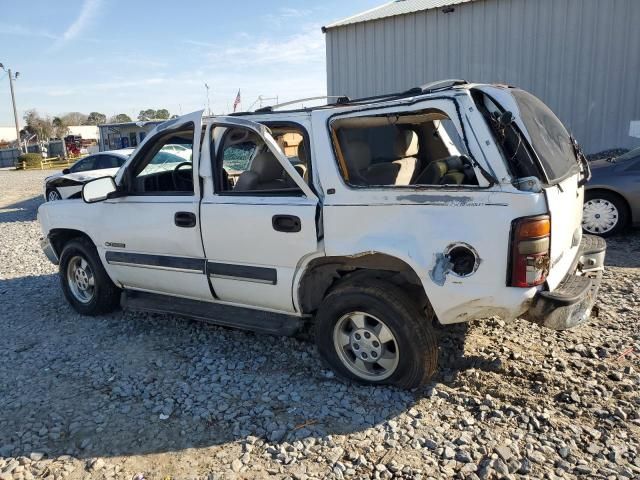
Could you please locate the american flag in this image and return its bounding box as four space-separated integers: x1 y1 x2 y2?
233 89 241 112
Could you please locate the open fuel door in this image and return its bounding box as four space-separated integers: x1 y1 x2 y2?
199 116 321 313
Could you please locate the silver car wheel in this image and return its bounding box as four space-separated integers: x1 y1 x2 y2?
66 256 95 304
583 199 619 234
333 311 399 381
47 189 61 201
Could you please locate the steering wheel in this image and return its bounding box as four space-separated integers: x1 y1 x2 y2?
172 162 193 191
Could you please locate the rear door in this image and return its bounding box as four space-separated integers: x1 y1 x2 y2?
543 177 583 288
474 86 584 289
509 89 584 288
199 117 320 313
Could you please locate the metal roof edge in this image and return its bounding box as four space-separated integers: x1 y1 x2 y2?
322 0 477 30
322 1 396 32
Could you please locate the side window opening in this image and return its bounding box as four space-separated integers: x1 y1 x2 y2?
216 126 306 195
331 109 478 188
128 124 195 195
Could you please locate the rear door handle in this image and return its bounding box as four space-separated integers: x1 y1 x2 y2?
272 214 301 233
174 211 196 228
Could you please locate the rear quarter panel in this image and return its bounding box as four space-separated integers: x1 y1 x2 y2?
322 188 548 324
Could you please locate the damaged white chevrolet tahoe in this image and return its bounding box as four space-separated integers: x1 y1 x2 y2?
38 80 606 389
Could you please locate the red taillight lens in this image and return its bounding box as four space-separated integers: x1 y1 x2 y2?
510 215 551 288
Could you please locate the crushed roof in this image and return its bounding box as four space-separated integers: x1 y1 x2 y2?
323 0 477 30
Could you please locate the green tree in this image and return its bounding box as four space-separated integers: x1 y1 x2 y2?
155 108 170 120
110 113 132 123
138 109 157 121
86 112 107 125
23 109 54 141
52 117 69 139
60 112 88 125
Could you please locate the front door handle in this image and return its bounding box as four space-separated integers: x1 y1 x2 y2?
175 211 196 228
272 214 301 233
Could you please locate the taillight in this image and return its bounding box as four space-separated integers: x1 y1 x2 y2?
509 215 551 288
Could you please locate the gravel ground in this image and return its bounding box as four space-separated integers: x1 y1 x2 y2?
0 169 639 480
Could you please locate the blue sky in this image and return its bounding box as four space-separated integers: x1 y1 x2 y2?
0 0 381 125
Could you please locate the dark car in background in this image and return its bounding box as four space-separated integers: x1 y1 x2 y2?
583 147 640 236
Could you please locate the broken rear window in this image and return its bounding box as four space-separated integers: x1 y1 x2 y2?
511 89 580 183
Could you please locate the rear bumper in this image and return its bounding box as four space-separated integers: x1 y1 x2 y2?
524 234 606 330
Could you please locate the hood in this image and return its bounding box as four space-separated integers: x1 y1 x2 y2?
589 159 616 172
45 172 64 182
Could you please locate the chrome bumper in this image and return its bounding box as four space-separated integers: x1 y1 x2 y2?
40 236 59 265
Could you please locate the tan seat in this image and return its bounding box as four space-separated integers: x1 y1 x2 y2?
415 155 466 185
235 149 287 191
391 130 419 185
342 130 419 186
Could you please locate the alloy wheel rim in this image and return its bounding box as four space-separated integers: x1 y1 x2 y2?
48 190 61 201
66 256 95 304
583 199 618 234
333 311 399 381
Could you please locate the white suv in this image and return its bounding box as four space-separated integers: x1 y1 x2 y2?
38 81 606 388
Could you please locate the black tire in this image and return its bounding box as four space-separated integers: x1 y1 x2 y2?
314 279 438 389
46 188 62 202
583 190 629 237
59 237 120 315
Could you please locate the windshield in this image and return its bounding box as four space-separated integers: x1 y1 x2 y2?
615 147 640 162
511 89 579 182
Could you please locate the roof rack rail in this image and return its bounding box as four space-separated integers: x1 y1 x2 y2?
403 79 468 96
255 95 351 113
234 80 469 116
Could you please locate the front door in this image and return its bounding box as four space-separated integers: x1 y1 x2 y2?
94 111 212 300
199 118 320 312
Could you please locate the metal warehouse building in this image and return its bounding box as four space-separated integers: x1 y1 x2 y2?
323 0 640 154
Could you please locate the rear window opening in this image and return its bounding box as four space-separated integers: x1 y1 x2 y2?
331 110 479 188
473 89 580 186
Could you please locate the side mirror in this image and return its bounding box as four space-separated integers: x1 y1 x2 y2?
82 176 116 203
62 168 70 174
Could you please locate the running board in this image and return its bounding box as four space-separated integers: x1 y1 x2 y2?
122 290 303 336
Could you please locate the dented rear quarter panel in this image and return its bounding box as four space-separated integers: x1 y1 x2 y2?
321 188 548 324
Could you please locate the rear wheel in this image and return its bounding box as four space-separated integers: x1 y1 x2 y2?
59 238 120 315
314 279 438 389
47 188 62 201
583 191 628 237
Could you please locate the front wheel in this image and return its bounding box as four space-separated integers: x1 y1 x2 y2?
47 188 62 201
314 279 438 389
59 238 121 315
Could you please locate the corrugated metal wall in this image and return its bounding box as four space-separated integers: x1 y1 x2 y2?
326 0 640 153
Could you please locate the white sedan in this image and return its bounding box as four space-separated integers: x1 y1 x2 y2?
44 149 134 201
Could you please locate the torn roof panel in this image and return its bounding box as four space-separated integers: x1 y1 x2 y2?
323 0 478 30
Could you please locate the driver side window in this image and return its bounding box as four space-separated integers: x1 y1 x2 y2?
129 125 195 195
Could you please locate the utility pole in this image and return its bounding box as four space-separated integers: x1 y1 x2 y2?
1 63 22 152
204 83 211 116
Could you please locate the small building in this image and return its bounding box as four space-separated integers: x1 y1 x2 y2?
323 0 640 154
67 125 99 141
98 120 164 151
